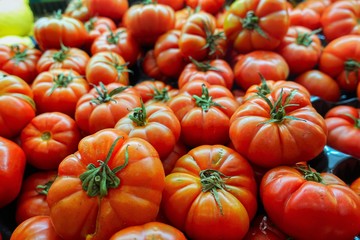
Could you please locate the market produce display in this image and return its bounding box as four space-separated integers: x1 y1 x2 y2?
0 0 360 239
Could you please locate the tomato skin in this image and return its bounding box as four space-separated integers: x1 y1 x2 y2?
86 51 129 86
84 17 117 52
0 136 26 208
91 28 140 66
162 145 258 240
34 14 87 50
229 87 327 168
124 3 175 46
244 215 288 240
15 170 57 224
276 26 322 75
133 80 179 104
185 0 225 15
234 51 289 91
75 83 141 135
319 35 360 91
0 44 41 84
87 0 128 22
141 50 167 81
224 0 290 53
36 46 90 75
174 7 194 30
109 221 187 239
324 105 360 159
168 80 239 147
20 112 81 170
178 58 234 90
158 0 185 11
31 69 89 117
47 129 165 240
321 0 360 42
351 177 360 195
10 216 62 240
0 74 36 139
294 70 341 102
289 1 324 30
64 0 92 22
161 140 188 176
260 165 360 240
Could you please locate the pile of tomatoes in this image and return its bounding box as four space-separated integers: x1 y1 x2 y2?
0 0 360 239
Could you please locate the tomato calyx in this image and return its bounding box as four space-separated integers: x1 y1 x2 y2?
200 169 229 215
36 179 55 196
142 0 156 4
52 44 69 62
10 44 28 64
256 74 271 96
99 53 132 81
190 57 219 72
80 137 128 198
202 21 225 57
295 164 324 184
129 100 147 126
342 113 360 129
344 59 360 84
296 28 321 47
85 17 96 32
54 9 63 20
90 82 128 105
48 72 75 95
41 131 52 141
151 87 170 102
192 84 224 112
240 11 268 39
106 30 125 45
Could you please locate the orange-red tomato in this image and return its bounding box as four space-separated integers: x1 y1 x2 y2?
141 50 167 81
185 0 225 15
87 0 128 22
174 7 194 30
64 0 92 22
158 0 185 11
351 177 360 195
289 0 328 30
133 80 179 104
244 215 288 240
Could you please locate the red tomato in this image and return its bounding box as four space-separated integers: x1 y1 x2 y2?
20 112 81 170
260 164 360 240
161 140 188 175
87 0 128 22
289 0 327 30
321 0 360 42
15 170 57 224
157 0 185 11
36 45 90 75
233 51 289 91
185 0 225 15
0 44 41 84
224 0 290 53
324 105 360 159
110 222 186 239
178 58 234 89
168 80 239 147
84 16 117 52
174 7 194 30
123 2 175 46
141 50 167 81
294 70 341 102
162 145 258 240
91 28 140 66
64 0 92 22
115 102 181 159
31 69 89 117
276 26 322 75
0 73 36 139
133 80 179 104
75 82 141 135
47 129 165 240
244 215 288 240
230 87 327 168
0 136 26 208
34 12 87 50
86 51 130 86
10 216 62 240
351 177 360 195
319 35 360 91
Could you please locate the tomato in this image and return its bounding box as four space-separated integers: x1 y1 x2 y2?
15 170 57 224
215 6 228 28
0 136 26 208
174 7 194 30
20 112 81 170
36 45 90 75
321 0 360 42
0 44 41 84
351 177 360 195
229 87 327 168
87 0 128 22
0 73 36 139
133 80 179 104
289 0 327 30
162 145 258 240
224 0 290 53
64 0 92 22
324 105 360 159
84 16 117 52
75 82 141 135
185 0 225 15
154 30 187 78
34 11 87 50
161 140 188 176
178 58 234 89
168 80 239 147
141 50 167 81
244 215 288 240
47 129 165 240
158 0 185 11
179 12 226 60
319 35 360 91
86 51 130 86
276 26 322 75
233 51 289 91
91 27 140 66
10 216 62 240
115 102 181 159
31 69 89 117
260 164 360 240
294 70 341 102
123 2 175 46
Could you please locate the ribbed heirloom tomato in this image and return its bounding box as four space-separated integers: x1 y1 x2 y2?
46 129 165 240
133 80 179 104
